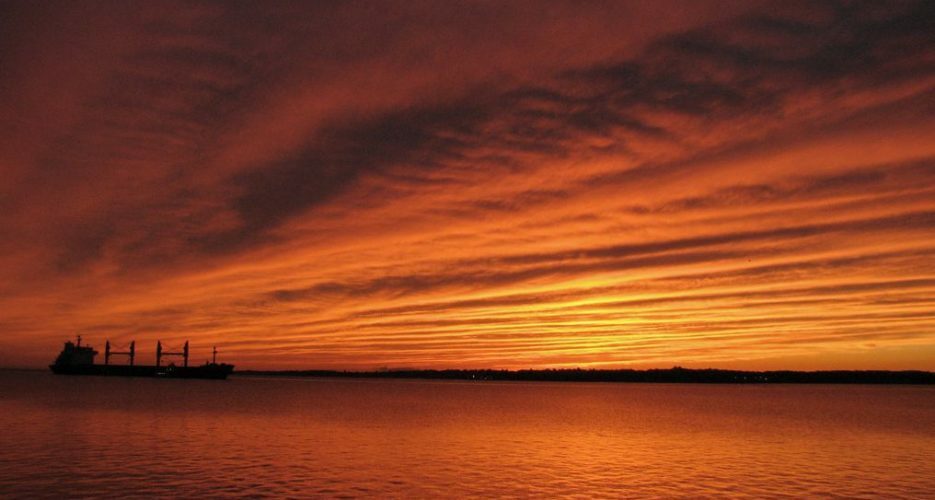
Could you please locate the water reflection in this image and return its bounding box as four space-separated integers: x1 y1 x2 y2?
0 372 933 497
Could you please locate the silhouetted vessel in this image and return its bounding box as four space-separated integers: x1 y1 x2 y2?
50 337 234 379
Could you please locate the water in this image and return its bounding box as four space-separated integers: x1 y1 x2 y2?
1 371 933 498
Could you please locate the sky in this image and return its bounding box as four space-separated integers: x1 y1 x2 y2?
1 0 933 370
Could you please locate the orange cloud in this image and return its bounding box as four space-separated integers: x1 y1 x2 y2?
0 1 933 370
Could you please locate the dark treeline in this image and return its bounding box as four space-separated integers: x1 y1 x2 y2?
235 367 935 384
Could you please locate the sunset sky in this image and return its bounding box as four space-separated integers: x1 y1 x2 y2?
1 1 933 370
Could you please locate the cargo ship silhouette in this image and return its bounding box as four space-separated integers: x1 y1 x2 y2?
50 336 234 379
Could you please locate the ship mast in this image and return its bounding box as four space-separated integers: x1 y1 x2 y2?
105 340 135 367
157 341 190 368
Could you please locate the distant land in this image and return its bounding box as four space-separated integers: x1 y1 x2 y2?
235 367 935 384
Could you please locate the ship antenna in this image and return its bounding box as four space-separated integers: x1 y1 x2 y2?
77 335 82 347
213 346 217 364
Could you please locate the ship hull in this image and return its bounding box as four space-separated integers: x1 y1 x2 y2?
49 363 233 379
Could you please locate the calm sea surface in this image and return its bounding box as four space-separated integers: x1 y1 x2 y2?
0 371 933 498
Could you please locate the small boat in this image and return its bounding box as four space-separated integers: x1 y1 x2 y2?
49 336 234 379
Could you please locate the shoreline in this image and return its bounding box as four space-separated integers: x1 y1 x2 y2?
7 366 932 384
232 367 935 385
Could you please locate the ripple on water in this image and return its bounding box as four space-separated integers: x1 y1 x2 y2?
0 374 933 497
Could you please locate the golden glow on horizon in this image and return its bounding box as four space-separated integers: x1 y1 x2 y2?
0 1 933 370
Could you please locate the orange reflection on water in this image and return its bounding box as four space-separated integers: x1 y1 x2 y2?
2 373 934 496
